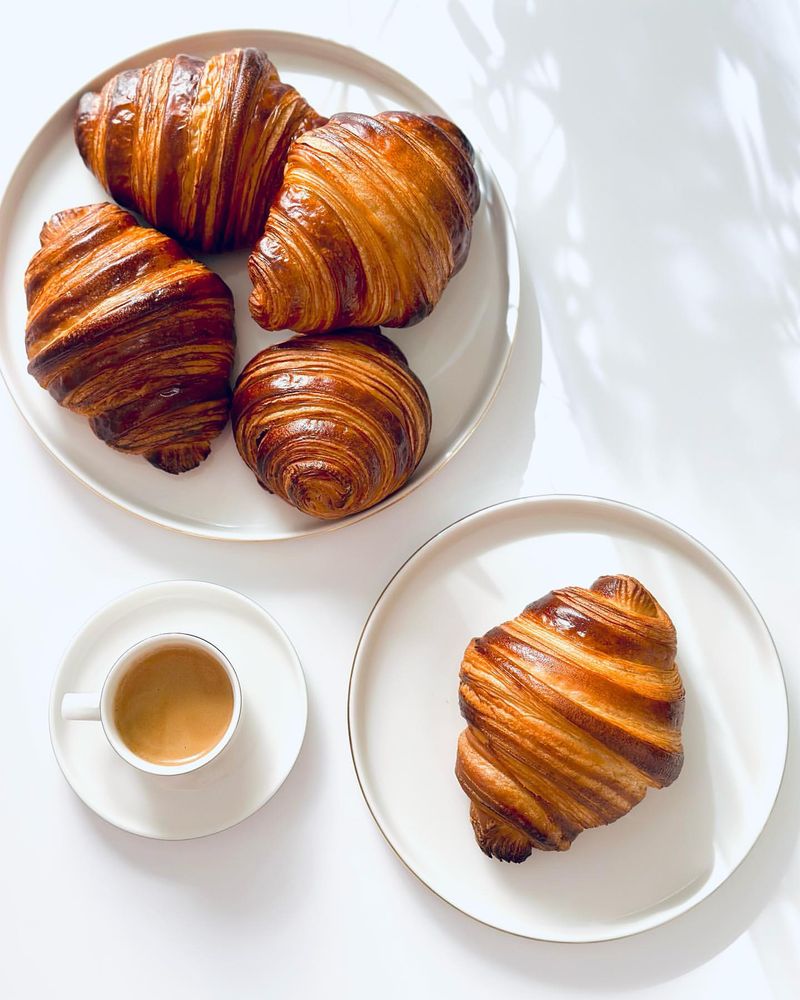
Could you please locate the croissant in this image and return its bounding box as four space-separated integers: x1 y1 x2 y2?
74 47 325 253
248 111 481 332
456 575 684 863
232 328 431 519
24 203 235 474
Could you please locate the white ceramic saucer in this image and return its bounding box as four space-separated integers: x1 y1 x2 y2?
348 495 789 942
50 581 307 839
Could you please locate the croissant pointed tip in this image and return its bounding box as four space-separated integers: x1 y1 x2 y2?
469 803 534 863
39 204 111 246
74 91 100 164
145 443 211 475
427 114 475 161
76 90 99 118
591 575 662 618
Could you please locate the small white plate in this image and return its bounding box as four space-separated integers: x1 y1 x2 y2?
0 30 519 540
348 495 788 942
50 581 307 839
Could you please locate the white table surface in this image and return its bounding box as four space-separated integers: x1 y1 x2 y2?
1 1 797 997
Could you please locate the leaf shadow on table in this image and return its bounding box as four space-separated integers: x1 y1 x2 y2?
422 0 800 990
448 0 800 526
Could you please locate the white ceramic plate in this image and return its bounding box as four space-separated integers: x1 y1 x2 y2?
0 30 519 541
348 495 788 942
50 581 307 839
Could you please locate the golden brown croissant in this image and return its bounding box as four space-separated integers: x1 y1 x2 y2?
456 575 684 862
232 328 431 519
75 47 325 253
248 111 480 332
25 203 235 474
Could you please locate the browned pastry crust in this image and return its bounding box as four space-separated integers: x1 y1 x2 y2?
74 47 326 253
456 575 684 862
24 203 235 474
232 328 431 519
248 111 480 332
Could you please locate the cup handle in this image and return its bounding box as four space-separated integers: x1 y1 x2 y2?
61 693 101 721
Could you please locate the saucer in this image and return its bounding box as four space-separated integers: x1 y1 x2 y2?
49 581 307 839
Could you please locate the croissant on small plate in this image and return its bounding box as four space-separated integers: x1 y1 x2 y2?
25 203 235 473
232 328 431 519
75 47 325 252
248 111 480 332
456 575 684 862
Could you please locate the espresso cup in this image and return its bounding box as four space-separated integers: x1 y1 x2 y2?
61 632 242 776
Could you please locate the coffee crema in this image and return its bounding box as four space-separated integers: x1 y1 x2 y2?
113 642 234 765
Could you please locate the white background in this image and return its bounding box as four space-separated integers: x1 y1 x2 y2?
1 1 797 997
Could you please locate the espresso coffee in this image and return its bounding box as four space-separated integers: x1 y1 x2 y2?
113 642 234 765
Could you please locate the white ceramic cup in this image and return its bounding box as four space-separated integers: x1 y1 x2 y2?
61 632 242 776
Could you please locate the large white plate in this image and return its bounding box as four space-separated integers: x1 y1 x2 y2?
348 495 788 942
0 30 519 540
